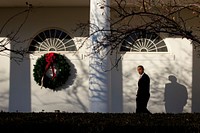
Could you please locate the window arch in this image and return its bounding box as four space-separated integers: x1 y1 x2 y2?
120 30 168 52
29 29 77 52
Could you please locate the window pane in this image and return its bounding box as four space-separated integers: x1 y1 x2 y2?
29 29 77 52
120 30 168 52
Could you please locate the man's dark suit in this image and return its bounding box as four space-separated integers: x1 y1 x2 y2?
136 73 151 114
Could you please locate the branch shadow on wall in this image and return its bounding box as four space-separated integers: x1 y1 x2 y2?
87 52 123 113
63 54 88 112
31 53 89 112
164 75 188 113
0 70 9 111
121 42 192 113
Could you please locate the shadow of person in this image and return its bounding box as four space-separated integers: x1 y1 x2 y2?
164 75 188 113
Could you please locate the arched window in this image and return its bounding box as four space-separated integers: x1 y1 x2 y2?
120 30 168 52
29 29 76 52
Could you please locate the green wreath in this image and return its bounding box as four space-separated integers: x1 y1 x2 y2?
33 52 71 91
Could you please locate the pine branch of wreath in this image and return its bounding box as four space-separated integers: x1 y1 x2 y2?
33 52 71 91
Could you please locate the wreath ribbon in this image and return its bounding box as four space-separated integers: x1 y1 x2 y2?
44 52 56 79
41 52 56 89
34 53 71 90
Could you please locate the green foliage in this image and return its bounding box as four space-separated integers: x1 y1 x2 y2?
0 112 200 133
33 53 71 91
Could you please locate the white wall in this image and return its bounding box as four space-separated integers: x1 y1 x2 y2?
0 7 196 113
121 38 192 113
30 53 89 112
0 38 10 112
0 7 90 112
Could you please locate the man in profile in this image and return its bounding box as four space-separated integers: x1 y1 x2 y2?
136 65 151 114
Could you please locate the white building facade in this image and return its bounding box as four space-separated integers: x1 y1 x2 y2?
0 0 199 113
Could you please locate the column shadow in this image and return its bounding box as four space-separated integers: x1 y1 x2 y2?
164 75 188 113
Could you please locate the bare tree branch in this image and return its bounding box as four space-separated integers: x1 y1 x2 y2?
0 2 33 63
74 0 200 70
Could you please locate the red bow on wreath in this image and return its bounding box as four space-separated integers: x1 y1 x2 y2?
44 52 56 80
41 52 56 89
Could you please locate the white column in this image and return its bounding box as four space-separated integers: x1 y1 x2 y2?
9 45 31 112
89 0 111 112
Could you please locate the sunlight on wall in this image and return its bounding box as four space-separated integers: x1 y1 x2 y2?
0 37 10 111
122 38 192 113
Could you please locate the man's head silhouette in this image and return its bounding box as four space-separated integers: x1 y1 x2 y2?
168 75 177 82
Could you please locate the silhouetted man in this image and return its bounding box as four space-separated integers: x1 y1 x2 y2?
136 65 151 114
